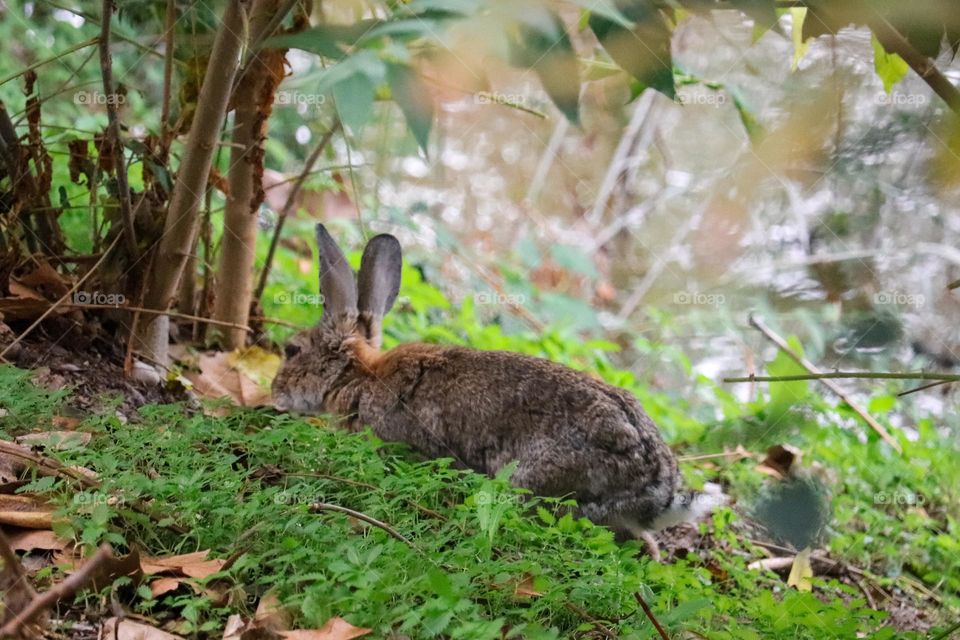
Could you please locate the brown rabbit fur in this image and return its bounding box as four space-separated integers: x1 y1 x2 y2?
273 225 703 538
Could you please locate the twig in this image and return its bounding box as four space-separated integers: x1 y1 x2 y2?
678 450 750 463
0 234 122 360
254 119 342 301
309 502 415 548
633 591 670 640
739 314 902 453
287 472 447 521
898 380 953 397
724 372 960 383
0 544 113 637
868 15 960 114
64 303 253 332
0 38 100 88
0 529 36 597
98 0 137 261
563 602 617 639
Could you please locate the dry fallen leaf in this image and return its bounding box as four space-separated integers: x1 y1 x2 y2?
787 547 814 592
513 573 543 598
0 494 54 529
102 617 184 640
15 430 90 450
5 528 70 552
254 591 293 632
150 577 184 598
279 617 372 640
141 550 225 579
186 351 272 407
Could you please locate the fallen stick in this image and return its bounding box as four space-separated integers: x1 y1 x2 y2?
742 315 902 454
0 544 112 638
309 502 415 549
632 591 669 640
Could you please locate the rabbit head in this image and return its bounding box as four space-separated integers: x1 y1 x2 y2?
272 225 401 414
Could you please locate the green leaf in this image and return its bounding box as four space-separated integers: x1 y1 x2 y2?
790 8 811 70
264 21 381 59
589 0 674 99
508 7 581 123
871 34 909 93
332 72 375 133
386 63 433 154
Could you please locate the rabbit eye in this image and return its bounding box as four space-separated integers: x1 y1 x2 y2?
284 344 301 359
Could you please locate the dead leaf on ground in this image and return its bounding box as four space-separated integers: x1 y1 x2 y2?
102 617 184 640
141 549 225 579
254 591 292 632
0 494 54 529
77 546 145 590
279 617 372 640
186 351 273 407
150 577 183 598
15 430 90 450
4 527 70 551
513 573 543 598
757 443 802 479
787 547 814 592
0 297 67 322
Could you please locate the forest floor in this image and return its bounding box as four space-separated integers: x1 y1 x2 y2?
0 335 956 639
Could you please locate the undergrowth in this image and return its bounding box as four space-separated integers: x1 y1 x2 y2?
1 361 957 638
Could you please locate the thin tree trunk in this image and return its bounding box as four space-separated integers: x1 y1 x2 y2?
136 0 247 367
212 0 286 349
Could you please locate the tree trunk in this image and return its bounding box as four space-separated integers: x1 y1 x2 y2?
211 0 286 349
135 0 247 367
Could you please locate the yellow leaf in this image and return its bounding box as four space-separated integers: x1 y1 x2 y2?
787 547 814 591
228 346 281 386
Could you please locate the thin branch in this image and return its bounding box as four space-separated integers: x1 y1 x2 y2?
254 119 341 301
309 502 416 549
724 372 960 383
739 315 903 453
632 592 670 640
64 303 254 332
0 38 100 88
0 544 113 638
0 529 36 597
869 15 960 114
99 0 137 261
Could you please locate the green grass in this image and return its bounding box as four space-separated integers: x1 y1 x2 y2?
1 361 957 639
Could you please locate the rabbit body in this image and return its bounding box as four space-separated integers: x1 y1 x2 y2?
273 226 689 534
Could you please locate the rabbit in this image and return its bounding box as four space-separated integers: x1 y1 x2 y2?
272 225 718 544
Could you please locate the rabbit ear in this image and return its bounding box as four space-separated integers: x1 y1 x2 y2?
315 224 358 319
357 233 402 347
